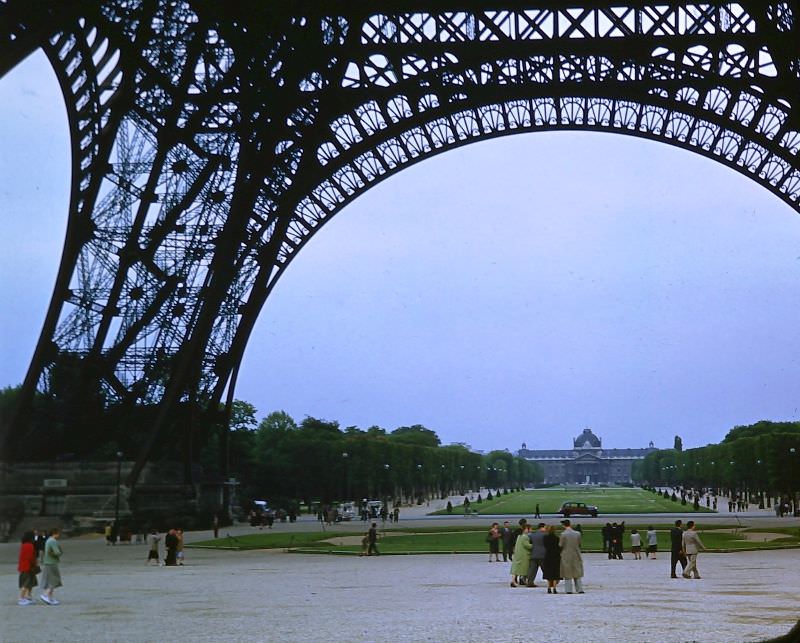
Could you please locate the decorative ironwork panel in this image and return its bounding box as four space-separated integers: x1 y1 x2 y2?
0 1 797 484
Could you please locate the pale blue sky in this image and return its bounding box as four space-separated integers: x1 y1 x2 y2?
2 51 800 452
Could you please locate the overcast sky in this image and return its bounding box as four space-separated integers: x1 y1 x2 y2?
3 51 800 453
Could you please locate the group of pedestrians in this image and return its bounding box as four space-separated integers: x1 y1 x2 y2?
671 519 705 579
505 519 585 594
17 528 63 606
489 515 708 594
623 525 659 560
145 528 185 566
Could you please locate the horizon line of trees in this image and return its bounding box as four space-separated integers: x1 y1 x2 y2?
214 406 543 508
632 420 800 512
0 384 543 506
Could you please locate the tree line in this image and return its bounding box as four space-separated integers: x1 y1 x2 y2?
632 420 800 512
214 406 543 510
0 385 542 508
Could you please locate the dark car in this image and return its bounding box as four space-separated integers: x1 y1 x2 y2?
559 501 598 517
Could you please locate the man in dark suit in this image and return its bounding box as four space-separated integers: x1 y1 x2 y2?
670 519 688 578
526 522 547 587
367 522 379 556
610 521 626 559
500 521 514 561
601 523 612 554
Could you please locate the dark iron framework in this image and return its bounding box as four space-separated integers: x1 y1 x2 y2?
1 1 798 485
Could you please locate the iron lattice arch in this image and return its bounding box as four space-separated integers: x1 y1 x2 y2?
1 1 798 484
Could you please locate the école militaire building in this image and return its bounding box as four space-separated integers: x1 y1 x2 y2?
517 428 657 485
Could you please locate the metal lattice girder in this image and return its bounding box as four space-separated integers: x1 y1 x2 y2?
0 1 798 485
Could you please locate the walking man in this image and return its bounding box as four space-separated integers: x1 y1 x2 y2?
670 519 687 578
681 520 705 579
40 527 63 605
367 522 379 556
526 523 547 587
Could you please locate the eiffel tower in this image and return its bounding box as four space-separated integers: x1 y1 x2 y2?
1 1 798 487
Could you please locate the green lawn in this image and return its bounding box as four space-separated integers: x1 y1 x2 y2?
187 524 800 554
433 488 714 515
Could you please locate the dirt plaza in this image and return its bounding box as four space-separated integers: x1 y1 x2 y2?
1 521 798 643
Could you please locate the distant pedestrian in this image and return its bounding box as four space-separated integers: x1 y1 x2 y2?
630 529 642 560
105 523 114 546
542 525 562 594
681 520 705 579
610 521 625 559
367 522 379 556
534 503 541 519
646 526 658 559
393 507 399 523
601 523 612 554
500 521 514 562
176 529 185 565
17 531 38 605
164 529 178 566
146 530 160 565
39 527 63 605
670 519 687 578
559 519 584 594
487 522 501 562
213 514 220 539
509 524 532 587
526 522 547 587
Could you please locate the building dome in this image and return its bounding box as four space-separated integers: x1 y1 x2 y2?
573 428 601 449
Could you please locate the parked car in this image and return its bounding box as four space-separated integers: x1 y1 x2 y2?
559 501 598 517
336 502 357 521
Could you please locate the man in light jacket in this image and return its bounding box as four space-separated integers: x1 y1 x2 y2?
559 519 585 594
681 520 705 579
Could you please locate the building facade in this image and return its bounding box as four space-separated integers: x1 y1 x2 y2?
518 429 656 485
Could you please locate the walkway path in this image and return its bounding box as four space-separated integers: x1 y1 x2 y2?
1 527 797 642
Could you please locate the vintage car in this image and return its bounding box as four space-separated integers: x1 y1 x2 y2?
558 501 599 517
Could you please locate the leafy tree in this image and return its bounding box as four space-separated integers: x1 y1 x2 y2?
259 410 298 434
389 424 440 447
230 400 258 431
723 420 800 443
299 416 342 439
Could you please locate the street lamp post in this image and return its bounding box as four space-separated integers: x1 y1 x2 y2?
113 451 123 545
756 459 765 508
790 448 797 516
383 464 391 502
342 452 350 501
